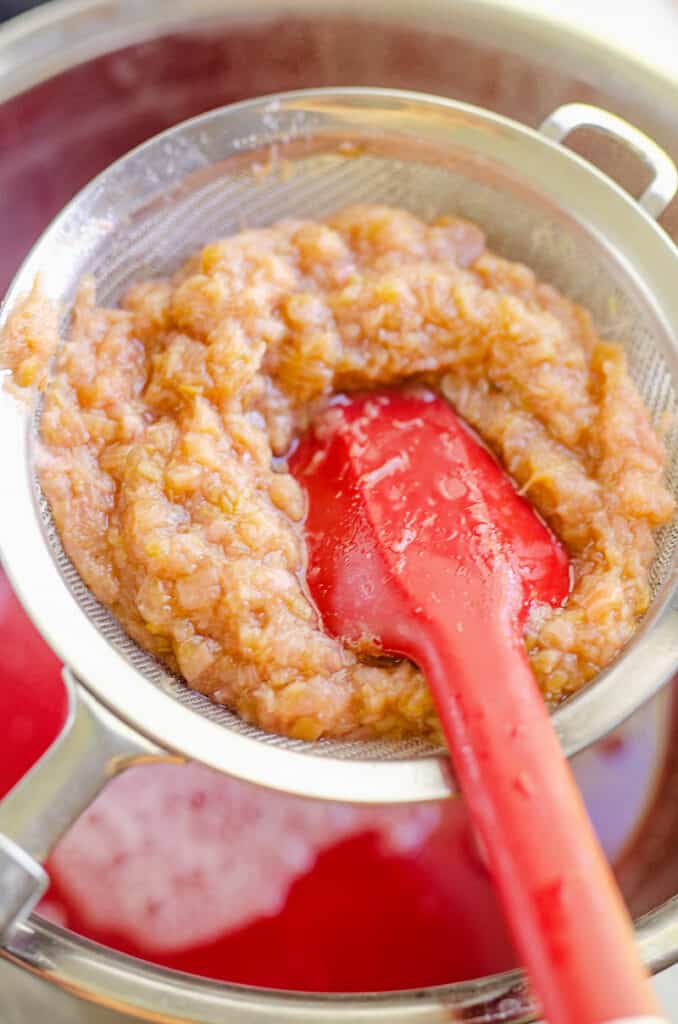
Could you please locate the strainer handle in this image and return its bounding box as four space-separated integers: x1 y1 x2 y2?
540 103 678 219
0 668 176 944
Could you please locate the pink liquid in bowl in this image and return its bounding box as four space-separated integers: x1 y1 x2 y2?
0 568 666 992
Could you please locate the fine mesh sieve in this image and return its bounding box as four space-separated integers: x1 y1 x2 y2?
0 90 676 853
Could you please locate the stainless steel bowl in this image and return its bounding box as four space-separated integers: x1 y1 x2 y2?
1 2 678 1021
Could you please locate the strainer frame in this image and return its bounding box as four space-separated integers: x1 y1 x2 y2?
1 87 677 804
0 89 675 881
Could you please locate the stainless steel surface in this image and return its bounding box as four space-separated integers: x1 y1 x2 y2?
0 669 173 940
1 1 678 1021
0 837 48 945
540 102 678 218
1 88 677 810
0 918 531 1024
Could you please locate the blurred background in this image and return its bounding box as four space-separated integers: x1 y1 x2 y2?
0 0 40 18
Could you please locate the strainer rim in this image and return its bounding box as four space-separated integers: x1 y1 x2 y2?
0 86 677 803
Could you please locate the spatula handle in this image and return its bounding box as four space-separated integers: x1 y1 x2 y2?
422 623 666 1024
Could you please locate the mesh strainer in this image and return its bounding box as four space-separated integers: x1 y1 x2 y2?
0 89 677 940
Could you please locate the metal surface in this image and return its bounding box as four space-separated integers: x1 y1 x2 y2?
0 670 173 940
0 838 48 945
1 89 677 810
0 2 678 1022
0 0 675 118
540 102 678 219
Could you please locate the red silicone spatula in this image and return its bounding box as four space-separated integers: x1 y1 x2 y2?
289 389 664 1024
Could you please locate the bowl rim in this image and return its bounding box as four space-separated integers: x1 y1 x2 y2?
1 0 677 109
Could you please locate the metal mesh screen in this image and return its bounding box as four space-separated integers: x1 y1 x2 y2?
28 132 678 765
